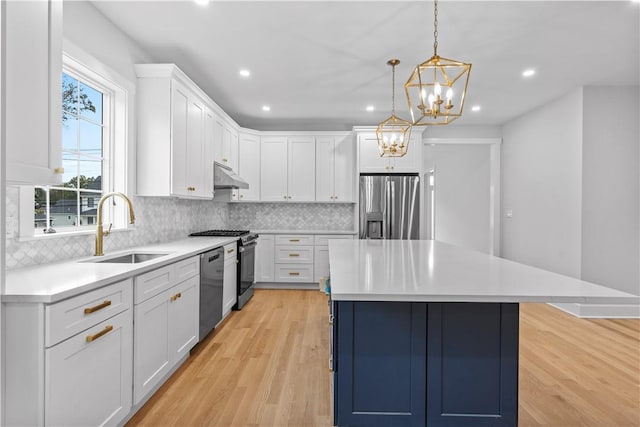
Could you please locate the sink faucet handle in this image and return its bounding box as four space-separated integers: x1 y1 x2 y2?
104 223 113 237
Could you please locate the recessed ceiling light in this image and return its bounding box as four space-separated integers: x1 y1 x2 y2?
262 105 271 112
522 69 536 78
193 0 210 6
239 69 251 78
366 105 375 112
471 105 481 112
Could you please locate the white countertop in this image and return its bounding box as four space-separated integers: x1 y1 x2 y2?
328 240 640 304
4 237 238 303
253 229 357 235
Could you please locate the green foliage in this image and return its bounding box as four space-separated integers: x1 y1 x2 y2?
62 79 96 124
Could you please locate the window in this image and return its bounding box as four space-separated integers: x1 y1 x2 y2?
35 72 107 233
21 50 130 238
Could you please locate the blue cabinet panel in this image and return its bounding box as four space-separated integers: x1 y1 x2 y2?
335 301 427 427
426 303 519 426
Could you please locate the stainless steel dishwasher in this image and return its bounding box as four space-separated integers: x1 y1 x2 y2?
199 246 224 341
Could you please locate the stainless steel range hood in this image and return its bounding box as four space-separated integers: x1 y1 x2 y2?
214 161 249 189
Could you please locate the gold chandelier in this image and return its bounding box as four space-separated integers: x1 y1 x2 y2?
405 0 471 126
376 59 412 157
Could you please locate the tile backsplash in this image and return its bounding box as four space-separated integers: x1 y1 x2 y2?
228 203 355 231
5 186 229 270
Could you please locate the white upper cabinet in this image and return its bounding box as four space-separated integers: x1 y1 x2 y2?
214 116 239 172
237 132 261 201
6 0 63 185
288 137 316 201
260 136 316 202
358 131 422 173
135 64 213 199
260 137 289 201
316 134 354 202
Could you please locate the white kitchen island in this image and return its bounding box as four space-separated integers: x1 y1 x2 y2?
328 239 638 427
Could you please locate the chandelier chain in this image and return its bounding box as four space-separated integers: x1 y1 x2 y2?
433 0 439 56
391 63 396 114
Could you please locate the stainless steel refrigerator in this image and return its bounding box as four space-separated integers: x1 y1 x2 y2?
359 174 420 239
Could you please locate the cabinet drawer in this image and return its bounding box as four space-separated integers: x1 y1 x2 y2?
174 256 200 283
275 264 314 282
224 242 237 261
135 263 174 304
275 246 314 263
275 235 314 246
45 279 133 347
314 234 355 246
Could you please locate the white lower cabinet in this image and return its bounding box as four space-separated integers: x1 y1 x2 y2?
133 257 200 404
256 234 275 282
313 234 354 282
45 310 133 427
223 242 238 315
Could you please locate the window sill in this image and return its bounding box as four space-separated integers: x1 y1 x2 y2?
18 226 135 242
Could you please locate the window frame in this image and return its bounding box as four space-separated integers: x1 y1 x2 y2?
18 49 130 240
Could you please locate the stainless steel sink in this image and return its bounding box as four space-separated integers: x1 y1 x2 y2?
85 252 169 264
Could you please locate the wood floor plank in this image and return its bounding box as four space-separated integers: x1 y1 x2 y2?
126 290 640 427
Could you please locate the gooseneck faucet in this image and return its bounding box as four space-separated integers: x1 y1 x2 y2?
95 192 136 256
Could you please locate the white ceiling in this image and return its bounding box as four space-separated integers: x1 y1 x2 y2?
91 0 639 131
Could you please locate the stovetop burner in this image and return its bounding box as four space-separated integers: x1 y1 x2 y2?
190 229 250 237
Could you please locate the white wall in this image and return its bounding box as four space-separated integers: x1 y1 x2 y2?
424 125 502 139
581 86 639 295
502 89 584 278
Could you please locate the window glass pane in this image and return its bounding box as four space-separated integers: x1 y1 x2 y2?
34 187 48 230
62 73 78 115
79 120 103 157
62 116 78 151
79 82 102 123
78 159 102 189
61 156 78 187
80 191 101 226
49 189 78 228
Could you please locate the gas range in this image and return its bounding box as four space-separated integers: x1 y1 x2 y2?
189 229 259 245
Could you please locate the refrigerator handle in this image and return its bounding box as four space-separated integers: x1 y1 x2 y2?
385 178 393 239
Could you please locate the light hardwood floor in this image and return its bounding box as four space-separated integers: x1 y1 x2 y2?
126 290 640 427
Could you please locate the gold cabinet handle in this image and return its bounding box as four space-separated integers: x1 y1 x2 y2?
187 186 196 191
54 167 64 174
170 292 182 302
227 248 235 254
289 253 300 257
289 272 300 276
222 158 228 162
84 300 111 314
289 239 300 242
86 325 113 342
283 195 287 200
240 194 244 199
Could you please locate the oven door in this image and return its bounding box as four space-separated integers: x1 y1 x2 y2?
237 241 257 308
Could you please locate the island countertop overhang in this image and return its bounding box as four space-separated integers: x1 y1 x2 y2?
328 240 639 304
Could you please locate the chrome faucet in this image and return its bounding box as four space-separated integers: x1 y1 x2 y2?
95 192 135 256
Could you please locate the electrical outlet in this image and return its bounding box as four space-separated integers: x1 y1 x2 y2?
505 209 513 218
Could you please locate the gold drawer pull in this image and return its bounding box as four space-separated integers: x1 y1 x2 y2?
84 300 111 314
54 167 64 174
170 292 182 302
289 272 300 276
289 239 300 242
86 325 113 342
289 253 300 257
227 249 235 254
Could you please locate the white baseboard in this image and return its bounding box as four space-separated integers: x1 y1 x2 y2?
550 302 640 318
255 282 318 290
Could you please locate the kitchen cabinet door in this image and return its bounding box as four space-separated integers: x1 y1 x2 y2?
288 137 316 201
6 0 63 185
186 94 210 198
168 276 200 363
358 133 389 173
333 134 355 202
314 246 330 282
45 310 133 427
170 80 190 197
260 137 288 201
204 108 216 197
255 234 275 282
391 133 422 173
134 289 171 404
213 115 225 165
315 137 335 202
223 244 238 315
238 132 261 201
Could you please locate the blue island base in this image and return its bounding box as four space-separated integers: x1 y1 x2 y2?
333 301 519 427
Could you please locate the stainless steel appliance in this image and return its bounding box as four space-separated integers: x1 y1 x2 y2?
359 174 420 239
189 230 259 310
199 246 224 340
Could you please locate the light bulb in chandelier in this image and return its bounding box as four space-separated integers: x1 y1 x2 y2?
376 59 412 157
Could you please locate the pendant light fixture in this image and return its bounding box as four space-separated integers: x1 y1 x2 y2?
405 0 471 126
376 59 412 157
